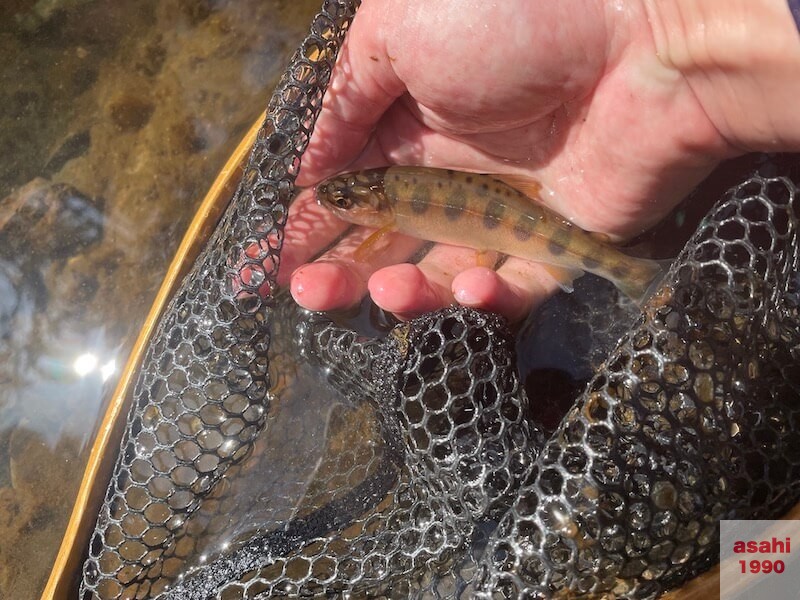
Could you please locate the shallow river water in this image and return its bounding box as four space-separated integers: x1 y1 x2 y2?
0 1 320 596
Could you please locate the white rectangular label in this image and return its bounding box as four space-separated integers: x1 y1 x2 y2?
720 520 800 599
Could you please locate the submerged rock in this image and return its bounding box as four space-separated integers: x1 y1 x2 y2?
0 177 104 259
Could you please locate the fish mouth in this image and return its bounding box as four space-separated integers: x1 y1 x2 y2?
314 182 330 205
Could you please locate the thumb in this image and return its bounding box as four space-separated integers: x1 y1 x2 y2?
297 5 405 186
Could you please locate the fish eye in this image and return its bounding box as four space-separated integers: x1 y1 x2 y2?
333 194 352 209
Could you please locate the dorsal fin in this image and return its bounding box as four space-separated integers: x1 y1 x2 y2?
495 174 625 245
493 174 544 201
587 231 625 245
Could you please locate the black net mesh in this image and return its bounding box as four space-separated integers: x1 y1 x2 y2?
480 174 800 598
79 1 360 597
80 0 800 598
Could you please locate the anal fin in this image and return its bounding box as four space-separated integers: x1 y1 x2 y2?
540 264 585 294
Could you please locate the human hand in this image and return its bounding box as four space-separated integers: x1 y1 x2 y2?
279 0 800 322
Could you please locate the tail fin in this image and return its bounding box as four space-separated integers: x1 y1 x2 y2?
614 258 673 307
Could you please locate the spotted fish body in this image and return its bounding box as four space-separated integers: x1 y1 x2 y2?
316 166 665 302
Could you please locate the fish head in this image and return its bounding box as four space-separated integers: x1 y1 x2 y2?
315 171 395 228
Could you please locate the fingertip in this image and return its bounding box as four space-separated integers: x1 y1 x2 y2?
452 268 538 322
290 262 364 311
452 267 503 305
369 264 449 317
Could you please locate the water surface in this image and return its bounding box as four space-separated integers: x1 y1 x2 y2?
0 1 320 596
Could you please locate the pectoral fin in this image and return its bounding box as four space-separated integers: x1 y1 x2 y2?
353 224 394 262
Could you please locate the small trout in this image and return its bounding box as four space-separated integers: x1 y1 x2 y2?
315 166 665 302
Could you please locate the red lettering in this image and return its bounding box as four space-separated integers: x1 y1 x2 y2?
731 537 792 554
